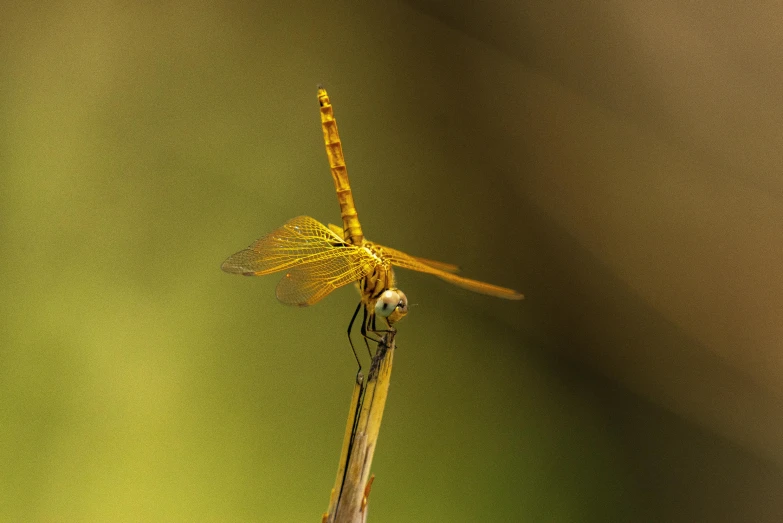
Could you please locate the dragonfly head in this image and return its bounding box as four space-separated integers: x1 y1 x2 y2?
374 288 408 325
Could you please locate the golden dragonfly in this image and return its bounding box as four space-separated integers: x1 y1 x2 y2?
222 87 523 367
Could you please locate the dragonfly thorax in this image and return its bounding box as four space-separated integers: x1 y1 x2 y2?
361 242 387 267
358 243 395 303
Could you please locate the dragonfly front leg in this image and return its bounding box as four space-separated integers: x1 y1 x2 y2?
369 307 397 338
359 305 383 356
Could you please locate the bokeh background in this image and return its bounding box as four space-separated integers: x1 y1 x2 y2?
3 1 783 521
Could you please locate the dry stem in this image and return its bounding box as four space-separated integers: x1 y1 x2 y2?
322 331 396 523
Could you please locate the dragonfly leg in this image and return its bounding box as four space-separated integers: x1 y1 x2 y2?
346 301 363 371
366 314 399 352
359 305 376 358
369 313 394 336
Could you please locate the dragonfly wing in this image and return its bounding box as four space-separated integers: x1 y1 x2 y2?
275 249 371 306
221 216 349 276
327 223 345 239
383 247 524 300
376 244 461 273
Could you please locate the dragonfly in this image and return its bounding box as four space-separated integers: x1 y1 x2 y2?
222 87 523 367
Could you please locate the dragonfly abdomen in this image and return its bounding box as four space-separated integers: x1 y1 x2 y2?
318 87 365 246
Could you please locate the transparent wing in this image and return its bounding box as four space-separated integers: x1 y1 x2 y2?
221 216 356 276
222 215 373 306
327 223 345 239
275 251 372 306
380 246 524 300
377 245 461 274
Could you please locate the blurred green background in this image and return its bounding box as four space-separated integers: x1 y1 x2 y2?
2 1 783 521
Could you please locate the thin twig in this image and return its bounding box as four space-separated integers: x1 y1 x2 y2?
323 331 396 523
325 373 364 520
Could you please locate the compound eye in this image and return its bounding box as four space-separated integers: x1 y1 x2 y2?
394 290 408 314
375 289 402 318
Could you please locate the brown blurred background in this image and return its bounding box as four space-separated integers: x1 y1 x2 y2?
1 1 782 521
